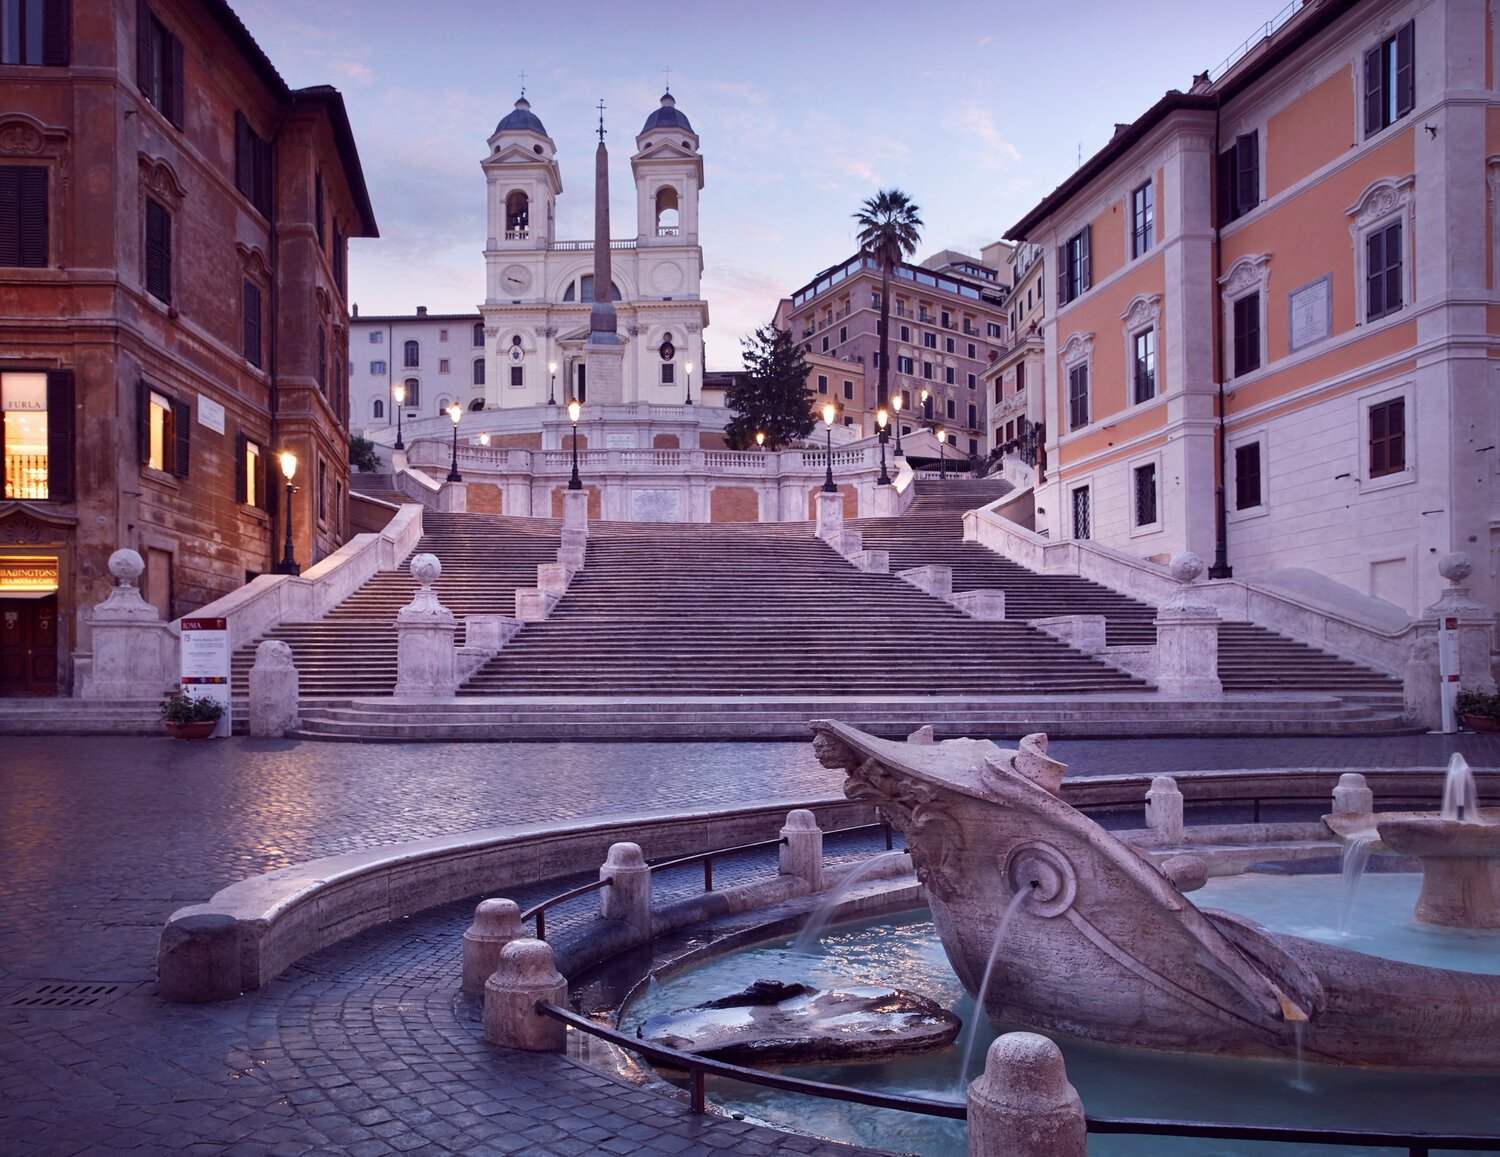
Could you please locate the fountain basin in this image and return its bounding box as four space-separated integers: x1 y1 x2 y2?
1326 810 1500 928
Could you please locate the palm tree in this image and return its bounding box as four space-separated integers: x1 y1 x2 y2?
853 189 923 438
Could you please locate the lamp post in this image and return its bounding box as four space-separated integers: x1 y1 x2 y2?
821 402 837 493
891 393 904 457
275 451 300 575
755 430 766 451
684 360 694 406
547 360 557 406
875 407 891 486
919 387 930 427
937 427 947 480
479 432 490 447
567 398 583 490
392 382 406 450
446 402 463 481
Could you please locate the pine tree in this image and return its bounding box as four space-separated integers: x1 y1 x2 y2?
725 324 816 450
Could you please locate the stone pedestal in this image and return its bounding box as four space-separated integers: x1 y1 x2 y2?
599 841 652 941
814 490 843 540
1402 632 1441 730
562 489 589 535
897 564 952 598
393 553 456 699
248 639 299 737
77 549 178 700
584 341 625 404
558 528 588 570
514 589 558 622
537 562 572 597
1030 614 1106 654
483 939 568 1051
778 809 824 890
1153 553 1222 699
462 898 523 995
967 1032 1085 1157
1332 772 1374 816
869 483 899 518
951 589 1006 620
437 481 467 513
157 913 241 1004
1145 775 1184 843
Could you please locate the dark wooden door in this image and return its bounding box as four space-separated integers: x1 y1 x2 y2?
0 596 58 696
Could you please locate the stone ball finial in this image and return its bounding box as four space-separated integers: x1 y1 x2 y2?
409 553 442 586
1438 552 1473 585
108 548 145 584
1168 552 1206 584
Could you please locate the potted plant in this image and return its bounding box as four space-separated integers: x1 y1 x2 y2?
1456 689 1500 734
160 688 225 739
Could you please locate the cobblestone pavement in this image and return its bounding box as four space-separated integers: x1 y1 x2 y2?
3 731 1498 1155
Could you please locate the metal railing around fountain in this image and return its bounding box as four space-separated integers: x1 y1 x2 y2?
519 822 894 941
534 1003 1499 1155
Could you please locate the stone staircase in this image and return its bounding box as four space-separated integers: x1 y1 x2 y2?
349 472 412 507
854 482 1404 706
227 513 562 697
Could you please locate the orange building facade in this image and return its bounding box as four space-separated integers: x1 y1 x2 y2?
1007 0 1499 622
0 0 376 695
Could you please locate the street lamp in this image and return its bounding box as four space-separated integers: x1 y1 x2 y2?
891 393 904 457
567 398 583 490
479 432 491 447
684 360 694 406
820 401 837 493
919 386 930 426
392 382 406 450
275 451 300 575
875 407 891 486
755 430 766 451
446 402 463 481
547 360 557 406
936 427 947 481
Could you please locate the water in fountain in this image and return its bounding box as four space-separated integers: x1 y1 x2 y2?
955 887 1032 1090
1442 752 1479 821
789 849 910 956
1337 834 1374 935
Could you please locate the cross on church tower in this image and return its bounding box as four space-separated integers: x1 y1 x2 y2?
662 65 671 93
596 98 607 142
518 69 527 96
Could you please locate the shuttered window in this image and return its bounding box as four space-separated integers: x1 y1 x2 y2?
145 196 171 303
139 381 188 477
1234 443 1262 510
233 110 273 217
1067 363 1089 430
1232 293 1260 377
242 280 262 367
1216 132 1259 225
0 165 47 267
1365 21 1415 138
0 368 71 500
1057 226 1090 305
1366 221 1403 321
136 0 183 129
1 0 69 66
1369 398 1406 478
316 325 327 395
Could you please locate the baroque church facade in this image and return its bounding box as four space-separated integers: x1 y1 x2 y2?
350 93 708 422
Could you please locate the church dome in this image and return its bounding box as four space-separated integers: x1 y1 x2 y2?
641 92 693 134
495 96 547 136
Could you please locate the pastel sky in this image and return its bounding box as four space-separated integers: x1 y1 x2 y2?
234 0 1286 369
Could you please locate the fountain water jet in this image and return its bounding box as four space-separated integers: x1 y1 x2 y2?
790 849 910 957
956 886 1032 1090
1336 835 1373 936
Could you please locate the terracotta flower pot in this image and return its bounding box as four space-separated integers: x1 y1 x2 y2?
164 720 218 740
1462 714 1500 734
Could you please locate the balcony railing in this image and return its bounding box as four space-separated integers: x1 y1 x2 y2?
504 228 528 240
550 239 639 252
656 225 680 237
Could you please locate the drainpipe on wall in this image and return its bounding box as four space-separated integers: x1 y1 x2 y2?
1208 103 1233 580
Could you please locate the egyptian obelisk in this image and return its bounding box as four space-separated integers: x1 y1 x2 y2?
584 99 624 402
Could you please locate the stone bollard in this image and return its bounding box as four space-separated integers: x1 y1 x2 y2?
248 639 299 737
157 913 241 1003
461 899 523 996
393 554 456 699
1332 772 1374 816
1145 775 1185 843
779 809 825 891
599 842 653 941
814 489 844 540
967 1032 1086 1157
483 938 567 1051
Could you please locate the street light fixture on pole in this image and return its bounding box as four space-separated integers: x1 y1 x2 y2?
446 402 463 482
275 451 300 575
755 430 765 451
937 427 947 480
567 398 583 490
820 402 837 493
919 387 930 427
392 382 406 450
547 360 557 406
684 360 694 406
875 407 891 486
891 393 904 457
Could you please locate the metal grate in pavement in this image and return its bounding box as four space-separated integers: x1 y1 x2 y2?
6 981 132 1009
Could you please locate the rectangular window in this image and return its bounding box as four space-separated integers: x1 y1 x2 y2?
842 380 853 399
1217 131 1259 225
316 325 327 394
1015 362 1025 392
235 434 261 507
967 373 976 389
1366 221 1403 320
987 322 1002 338
1 0 69 65
946 398 956 420
897 356 913 375
940 311 951 328
1068 363 1089 430
438 358 450 374
945 336 955 353
333 222 345 295
944 366 955 385
967 403 977 429
821 335 829 352
1133 462 1158 526
370 331 383 344
661 362 674 384
1365 21 1414 138
1232 293 1260 377
242 280 262 367
370 360 386 375
817 374 828 394
1133 329 1156 403
472 359 485 386
144 196 171 303
0 164 48 267
994 378 1003 403
403 340 419 368
509 365 523 387
1369 397 1406 478
314 171 324 248
318 459 327 523
967 343 976 358
839 325 847 343
1071 485 1091 540
923 332 937 349
140 383 188 477
1058 226 1090 305
1131 180 1154 258
900 325 910 342
1234 442 1262 510
233 111 272 217
1 369 69 500
922 362 933 380
136 1 183 128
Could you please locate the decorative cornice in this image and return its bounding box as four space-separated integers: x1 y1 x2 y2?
138 153 186 209
1218 253 1271 296
235 243 271 283
1060 331 1094 366
1119 293 1162 331
1346 175 1415 230
0 114 68 158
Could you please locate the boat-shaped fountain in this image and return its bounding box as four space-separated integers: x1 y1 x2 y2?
810 719 1500 1068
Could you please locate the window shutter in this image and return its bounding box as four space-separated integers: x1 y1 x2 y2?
1366 229 1385 319
45 369 74 501
317 325 327 394
261 452 276 512
1056 245 1067 302
235 111 252 199
243 280 262 367
1390 398 1405 470
1395 22 1415 120
172 398 189 477
17 167 47 267
254 135 273 216
1237 132 1259 215
1216 147 1234 226
145 198 170 302
42 0 69 65
1363 43 1383 135
1388 224 1403 315
135 0 151 93
167 34 184 128
1079 226 1091 293
234 431 247 504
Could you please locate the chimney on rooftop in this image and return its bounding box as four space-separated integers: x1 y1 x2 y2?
1190 71 1212 93
416 306 427 317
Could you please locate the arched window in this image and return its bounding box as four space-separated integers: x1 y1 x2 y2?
435 394 455 414
505 191 529 239
562 275 622 302
655 186 680 236
472 322 484 347
372 398 385 420
472 358 486 386
402 377 420 406
403 339 419 368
